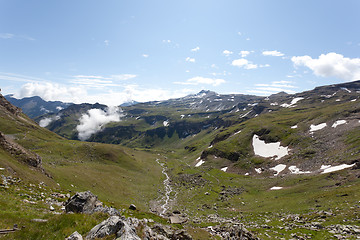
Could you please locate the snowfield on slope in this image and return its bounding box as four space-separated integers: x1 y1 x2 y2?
332 120 346 128
270 164 287 176
321 164 355 174
309 123 327 132
252 135 289 160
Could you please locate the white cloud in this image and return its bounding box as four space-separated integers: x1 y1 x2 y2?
291 52 360 81
104 40 110 46
174 76 226 87
142 54 149 58
14 82 87 103
239 51 251 57
76 106 123 141
231 59 258 70
0 33 14 39
111 74 137 81
39 115 61 128
122 85 193 102
70 74 136 88
223 50 233 56
0 72 45 83
12 77 193 106
39 117 53 128
185 57 195 63
262 50 284 57
248 80 297 95
191 46 200 52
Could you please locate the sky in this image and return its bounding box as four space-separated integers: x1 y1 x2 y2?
1 0 360 106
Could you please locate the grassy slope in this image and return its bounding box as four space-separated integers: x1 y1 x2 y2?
0 110 167 239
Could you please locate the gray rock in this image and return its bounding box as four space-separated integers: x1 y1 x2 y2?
129 204 137 210
173 229 193 240
65 191 100 214
93 206 121 216
66 231 83 240
86 216 140 240
86 216 124 240
116 221 141 240
169 214 187 224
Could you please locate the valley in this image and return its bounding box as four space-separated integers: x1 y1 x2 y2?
1 81 360 239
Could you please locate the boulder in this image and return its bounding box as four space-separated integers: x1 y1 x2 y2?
169 214 187 224
93 205 121 216
86 216 124 240
85 216 140 240
65 191 100 214
129 204 137 210
66 231 83 240
115 221 141 240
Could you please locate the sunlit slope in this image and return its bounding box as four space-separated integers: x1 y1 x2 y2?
0 93 163 209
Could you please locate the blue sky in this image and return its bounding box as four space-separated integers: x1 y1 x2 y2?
1 0 360 105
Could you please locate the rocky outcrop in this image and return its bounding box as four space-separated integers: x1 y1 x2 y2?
0 93 22 116
66 231 83 240
85 216 140 240
65 191 120 215
208 223 260 240
0 132 42 168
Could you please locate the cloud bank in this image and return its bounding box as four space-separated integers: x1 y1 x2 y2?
231 59 258 69
174 76 226 87
39 115 61 127
76 106 123 141
291 52 360 81
262 50 284 57
14 82 86 103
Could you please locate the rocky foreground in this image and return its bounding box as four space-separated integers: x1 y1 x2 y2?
63 191 259 240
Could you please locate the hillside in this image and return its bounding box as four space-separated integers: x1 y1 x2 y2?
0 93 175 239
2 81 360 239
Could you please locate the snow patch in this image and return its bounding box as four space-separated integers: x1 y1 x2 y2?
321 164 355 174
281 97 304 108
270 186 283 190
252 135 289 160
240 111 252 118
310 123 327 132
270 164 287 176
255 168 262 174
341 87 351 93
350 99 357 102
291 125 298 129
332 120 346 128
163 120 169 127
221 167 228 172
234 130 242 135
288 166 311 174
180 114 185 119
195 159 205 167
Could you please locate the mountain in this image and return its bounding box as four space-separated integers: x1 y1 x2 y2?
1 82 360 239
5 95 73 118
